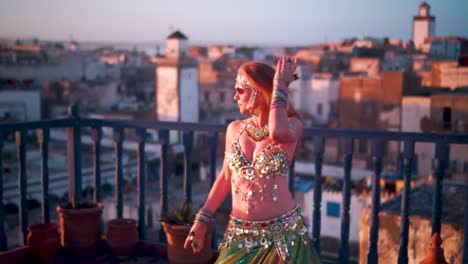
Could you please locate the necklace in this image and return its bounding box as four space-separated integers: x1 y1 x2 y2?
245 119 269 142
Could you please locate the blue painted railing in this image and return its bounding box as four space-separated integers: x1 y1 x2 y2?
0 105 468 263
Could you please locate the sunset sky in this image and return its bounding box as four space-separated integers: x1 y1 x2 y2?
0 0 467 46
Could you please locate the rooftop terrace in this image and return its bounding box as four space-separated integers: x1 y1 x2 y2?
0 105 467 263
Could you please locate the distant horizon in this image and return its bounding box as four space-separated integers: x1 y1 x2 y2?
1 0 467 46
0 34 408 48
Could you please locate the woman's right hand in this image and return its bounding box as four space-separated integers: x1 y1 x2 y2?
184 221 208 254
273 56 298 90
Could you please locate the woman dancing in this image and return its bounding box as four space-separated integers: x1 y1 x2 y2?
184 56 320 263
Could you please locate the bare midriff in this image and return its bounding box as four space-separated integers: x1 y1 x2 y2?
230 173 296 220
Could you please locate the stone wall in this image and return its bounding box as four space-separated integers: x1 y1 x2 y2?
359 208 463 264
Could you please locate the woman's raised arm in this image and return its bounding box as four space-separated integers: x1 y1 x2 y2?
268 56 301 143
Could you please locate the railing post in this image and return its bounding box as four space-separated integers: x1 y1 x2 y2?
91 127 102 203
368 138 384 264
67 105 82 203
38 128 50 223
339 137 354 263
136 128 147 240
208 131 218 249
464 183 468 264
208 132 218 187
288 157 296 198
182 131 194 205
113 127 124 218
432 141 448 236
159 130 169 243
15 130 28 245
398 140 415 264
312 136 325 255
0 132 7 251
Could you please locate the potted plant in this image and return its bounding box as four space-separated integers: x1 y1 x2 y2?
27 222 60 264
160 203 214 264
106 218 138 259
56 196 103 256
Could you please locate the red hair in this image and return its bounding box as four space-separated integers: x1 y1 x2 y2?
238 61 300 119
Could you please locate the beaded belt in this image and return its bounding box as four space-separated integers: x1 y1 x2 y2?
220 205 309 261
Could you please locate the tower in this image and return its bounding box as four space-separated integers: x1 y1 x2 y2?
165 30 189 60
155 30 199 130
413 2 436 50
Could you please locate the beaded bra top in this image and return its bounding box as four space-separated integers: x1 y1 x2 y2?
226 121 289 178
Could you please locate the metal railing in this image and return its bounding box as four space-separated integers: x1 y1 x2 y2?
0 105 467 264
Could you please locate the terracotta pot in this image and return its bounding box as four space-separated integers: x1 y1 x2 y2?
0 246 30 264
56 203 103 256
27 222 60 264
106 218 138 258
161 221 213 264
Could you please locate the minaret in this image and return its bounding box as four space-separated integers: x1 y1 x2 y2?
412 2 435 50
165 30 189 59
155 30 199 140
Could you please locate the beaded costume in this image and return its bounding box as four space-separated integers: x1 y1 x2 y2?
218 121 320 263
226 121 289 177
225 121 289 214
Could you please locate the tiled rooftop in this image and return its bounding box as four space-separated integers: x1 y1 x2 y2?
381 183 467 228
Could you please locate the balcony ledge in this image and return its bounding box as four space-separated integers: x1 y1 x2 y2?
0 238 219 264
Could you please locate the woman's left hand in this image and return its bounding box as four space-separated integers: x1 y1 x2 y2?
183 221 208 254
273 56 298 91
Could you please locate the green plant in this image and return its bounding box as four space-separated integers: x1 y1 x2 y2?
59 195 97 210
160 202 195 225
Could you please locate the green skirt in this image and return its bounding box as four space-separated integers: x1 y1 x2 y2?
215 206 320 264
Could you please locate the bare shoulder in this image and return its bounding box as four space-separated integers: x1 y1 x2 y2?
226 119 247 135
225 119 247 142
226 119 245 131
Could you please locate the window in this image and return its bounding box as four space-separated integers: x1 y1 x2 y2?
463 162 468 174
317 103 323 116
204 92 210 102
219 92 225 103
443 107 452 130
326 201 340 218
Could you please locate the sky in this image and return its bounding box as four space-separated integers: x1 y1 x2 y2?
0 0 467 46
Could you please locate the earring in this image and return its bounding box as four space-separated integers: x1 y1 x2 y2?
247 90 257 114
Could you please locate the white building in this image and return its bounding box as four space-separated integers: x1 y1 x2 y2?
303 189 367 243
0 90 41 121
290 69 339 125
433 61 468 89
412 2 435 50
401 96 432 178
252 49 267 61
155 31 199 141
402 94 468 182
